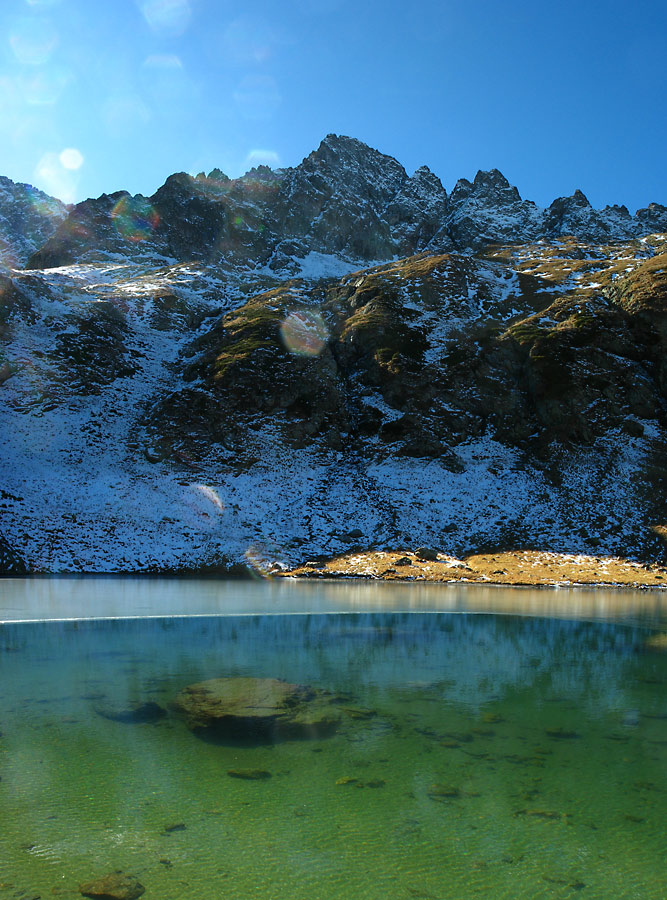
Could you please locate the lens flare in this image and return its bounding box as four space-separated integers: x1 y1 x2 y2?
233 74 281 121
111 196 159 242
179 483 224 531
194 484 224 512
9 18 58 65
103 96 151 134
143 53 183 70
20 66 71 105
139 0 191 36
280 309 328 357
245 149 280 168
59 147 83 170
223 17 277 65
244 543 287 578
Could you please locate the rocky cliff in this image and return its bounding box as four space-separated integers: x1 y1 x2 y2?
0 136 665 573
0 176 68 270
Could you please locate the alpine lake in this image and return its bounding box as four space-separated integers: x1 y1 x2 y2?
0 578 665 900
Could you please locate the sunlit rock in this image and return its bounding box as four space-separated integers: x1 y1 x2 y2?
79 872 145 900
171 676 340 742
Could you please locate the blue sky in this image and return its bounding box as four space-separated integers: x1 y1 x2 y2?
1 0 665 210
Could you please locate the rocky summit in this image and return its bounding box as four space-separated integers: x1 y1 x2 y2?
0 135 666 573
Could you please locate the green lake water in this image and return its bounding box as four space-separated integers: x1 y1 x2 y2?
0 579 665 900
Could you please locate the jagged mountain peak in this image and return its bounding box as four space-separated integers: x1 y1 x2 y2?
160 171 196 192
239 164 283 184
307 133 407 184
473 168 512 189
570 188 591 207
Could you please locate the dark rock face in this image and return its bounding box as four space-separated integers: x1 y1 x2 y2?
170 677 340 742
0 533 27 575
446 169 543 249
0 176 67 269
51 301 137 393
149 252 554 462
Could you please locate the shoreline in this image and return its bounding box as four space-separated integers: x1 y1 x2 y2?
280 549 667 590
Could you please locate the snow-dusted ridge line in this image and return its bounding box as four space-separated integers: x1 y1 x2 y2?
1 138 666 574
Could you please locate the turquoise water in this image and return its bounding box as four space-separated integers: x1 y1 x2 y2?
0 582 665 899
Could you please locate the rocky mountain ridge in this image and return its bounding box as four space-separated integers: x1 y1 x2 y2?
0 135 666 574
24 134 667 273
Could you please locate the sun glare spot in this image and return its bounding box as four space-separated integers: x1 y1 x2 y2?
59 147 83 170
9 18 59 65
280 309 329 357
139 0 191 36
34 152 77 203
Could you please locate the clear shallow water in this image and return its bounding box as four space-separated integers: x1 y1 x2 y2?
0 581 665 900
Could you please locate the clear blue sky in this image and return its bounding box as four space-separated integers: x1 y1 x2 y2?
1 0 665 211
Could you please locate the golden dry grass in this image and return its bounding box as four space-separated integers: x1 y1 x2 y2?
283 549 667 588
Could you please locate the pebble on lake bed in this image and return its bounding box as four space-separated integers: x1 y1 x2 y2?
513 808 565 821
427 784 461 800
342 707 377 720
227 769 272 780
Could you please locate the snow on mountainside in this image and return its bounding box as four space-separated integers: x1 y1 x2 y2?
1 135 666 573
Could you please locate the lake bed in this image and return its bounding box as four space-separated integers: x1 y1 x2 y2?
0 580 665 900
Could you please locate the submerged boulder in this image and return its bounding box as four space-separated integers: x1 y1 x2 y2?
170 676 340 742
79 872 145 900
94 700 167 724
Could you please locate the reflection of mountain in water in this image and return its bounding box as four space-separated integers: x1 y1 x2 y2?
1 611 661 717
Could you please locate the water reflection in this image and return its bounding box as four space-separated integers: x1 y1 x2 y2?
1 576 665 624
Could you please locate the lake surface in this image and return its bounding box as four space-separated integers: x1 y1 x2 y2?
0 579 665 900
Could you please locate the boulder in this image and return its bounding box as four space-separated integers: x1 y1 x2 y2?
94 701 166 724
415 547 439 561
79 872 145 900
170 677 340 742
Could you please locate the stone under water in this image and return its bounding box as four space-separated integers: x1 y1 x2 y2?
79 872 145 900
170 676 341 742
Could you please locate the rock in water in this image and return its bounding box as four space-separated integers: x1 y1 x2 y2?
94 701 167 724
79 872 145 900
227 768 272 780
170 676 340 742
